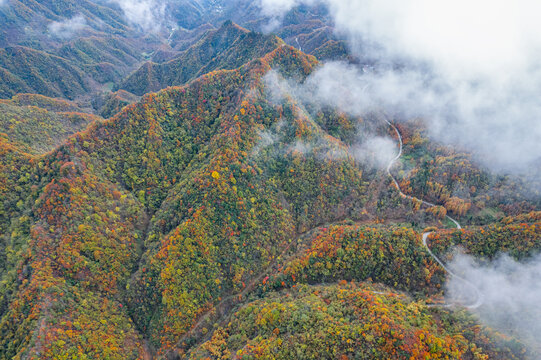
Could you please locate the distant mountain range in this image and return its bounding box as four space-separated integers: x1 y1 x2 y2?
0 0 348 105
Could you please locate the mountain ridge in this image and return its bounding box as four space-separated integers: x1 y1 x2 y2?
118 21 285 96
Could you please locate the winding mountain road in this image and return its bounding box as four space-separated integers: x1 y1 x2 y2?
383 117 483 310
295 37 302 52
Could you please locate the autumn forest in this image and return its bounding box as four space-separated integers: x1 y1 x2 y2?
0 1 540 359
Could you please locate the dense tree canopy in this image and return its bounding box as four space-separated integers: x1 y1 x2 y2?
0 18 539 360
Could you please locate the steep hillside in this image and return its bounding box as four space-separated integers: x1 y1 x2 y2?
0 45 371 359
428 211 541 262
273 5 351 61
163 5 351 65
57 36 144 82
6 93 83 112
190 282 525 359
92 89 140 118
0 46 90 99
0 96 98 154
0 40 144 100
391 120 541 224
0 0 352 102
0 0 154 101
118 21 283 95
0 0 130 46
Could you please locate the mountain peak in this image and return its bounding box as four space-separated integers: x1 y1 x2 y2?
219 19 246 32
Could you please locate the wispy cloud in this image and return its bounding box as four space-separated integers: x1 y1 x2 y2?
258 0 316 32
258 0 541 174
48 14 87 39
110 0 166 32
263 69 394 169
351 136 396 170
447 252 541 355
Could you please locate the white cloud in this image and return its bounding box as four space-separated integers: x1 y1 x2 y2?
263 68 395 167
48 15 87 39
258 1 541 173
303 62 541 172
447 253 541 354
352 136 396 170
258 0 304 16
258 0 316 31
251 129 279 156
320 0 541 80
263 69 295 104
110 0 166 32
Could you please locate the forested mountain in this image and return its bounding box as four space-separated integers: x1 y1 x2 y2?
0 94 97 154
0 0 150 100
0 1 540 359
118 21 284 95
